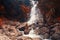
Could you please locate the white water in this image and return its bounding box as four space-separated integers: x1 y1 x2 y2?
23 28 43 39
22 0 51 40
22 0 43 39
27 0 43 25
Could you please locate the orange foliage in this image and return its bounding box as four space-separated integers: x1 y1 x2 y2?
0 18 3 26
0 17 8 26
20 5 30 13
57 17 60 22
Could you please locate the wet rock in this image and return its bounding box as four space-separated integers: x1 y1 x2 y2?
39 27 49 34
51 23 60 40
51 33 60 40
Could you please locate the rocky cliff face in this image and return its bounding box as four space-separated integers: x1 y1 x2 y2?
38 0 60 40
38 0 60 23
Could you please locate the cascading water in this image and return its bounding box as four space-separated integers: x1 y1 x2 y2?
23 0 49 40
23 0 51 40
27 0 43 25
23 0 43 39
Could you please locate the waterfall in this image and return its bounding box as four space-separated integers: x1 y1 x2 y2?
27 0 43 25
22 0 43 39
22 0 52 40
22 0 51 40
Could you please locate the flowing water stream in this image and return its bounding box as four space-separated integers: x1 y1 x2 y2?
23 0 43 39
23 0 51 40
27 0 43 25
